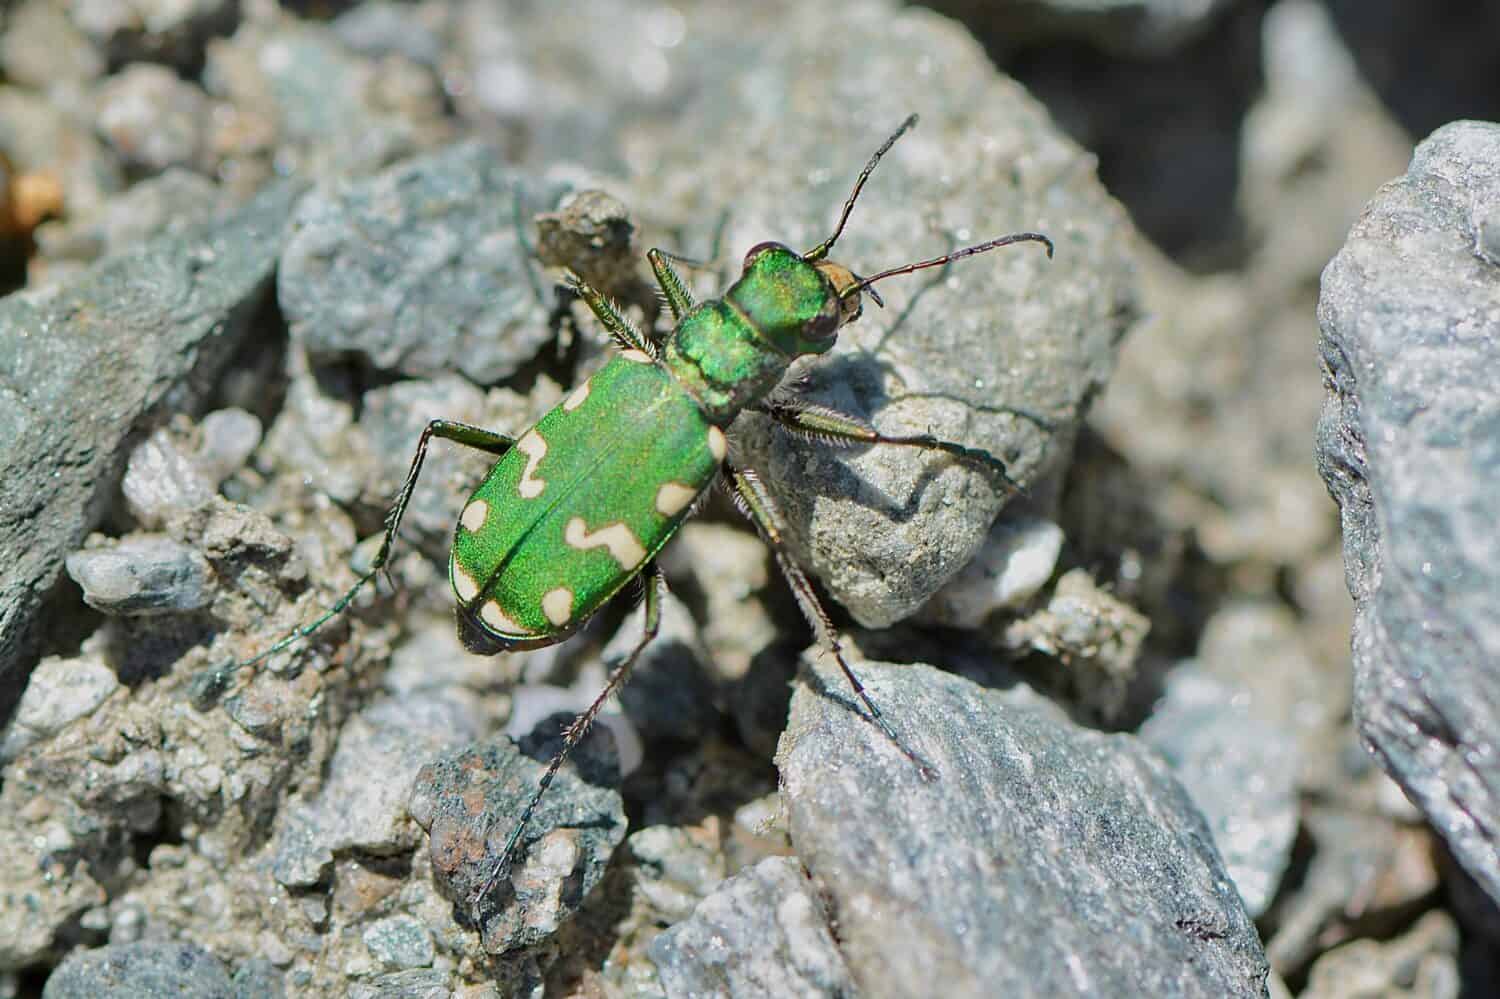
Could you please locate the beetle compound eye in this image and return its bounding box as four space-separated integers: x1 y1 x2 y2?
806 299 840 339
840 294 863 327
742 241 783 271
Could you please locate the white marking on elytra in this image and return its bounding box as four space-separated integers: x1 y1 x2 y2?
460 499 488 531
516 431 548 498
453 564 480 603
655 481 697 517
564 516 646 570
563 379 591 411
707 425 728 463
481 600 526 635
542 587 574 626
620 349 652 364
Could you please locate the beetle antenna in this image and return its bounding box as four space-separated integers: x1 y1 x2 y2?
842 232 1054 299
804 114 919 262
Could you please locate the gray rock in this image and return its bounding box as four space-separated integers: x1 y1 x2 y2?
202 17 438 191
1140 666 1301 917
65 536 214 615
629 8 1136 628
230 957 284 999
649 856 856 999
777 656 1268 998
42 941 233 998
0 0 104 90
505 678 645 778
0 179 301 695
363 914 435 970
271 693 481 887
0 654 118 761
347 968 452 999
1315 120 1500 907
34 168 225 271
408 731 625 954
655 522 779 687
121 424 217 528
626 825 731 925
357 374 498 546
279 142 565 383
332 2 443 68
94 63 208 173
924 515 1065 627
196 409 263 484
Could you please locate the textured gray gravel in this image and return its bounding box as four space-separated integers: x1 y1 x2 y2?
649 856 856 999
1316 120 1500 908
42 941 234 999
0 180 300 700
279 142 566 383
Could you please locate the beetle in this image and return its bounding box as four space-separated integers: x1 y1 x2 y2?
231 114 1052 914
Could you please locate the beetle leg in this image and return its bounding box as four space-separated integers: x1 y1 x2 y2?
471 560 666 921
566 270 657 357
646 247 698 321
222 419 516 675
727 463 937 779
756 399 1024 495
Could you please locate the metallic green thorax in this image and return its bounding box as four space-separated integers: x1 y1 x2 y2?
663 243 839 423
449 351 723 645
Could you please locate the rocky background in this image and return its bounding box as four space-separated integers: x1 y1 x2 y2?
0 0 1495 996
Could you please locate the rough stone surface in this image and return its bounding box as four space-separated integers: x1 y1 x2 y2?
271 693 481 888
65 535 214 615
0 180 300 701
42 941 233 998
625 824 732 927
94 63 208 173
1140 666 1301 918
279 142 566 383
0 654 119 761
1315 120 1500 907
923 515 1065 627
34 169 225 279
777 656 1268 998
649 856 856 999
202 16 442 194
621 2 1136 629
362 914 436 970
407 732 625 954
1001 567 1151 721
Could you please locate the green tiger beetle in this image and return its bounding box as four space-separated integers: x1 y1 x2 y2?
230 113 1051 918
